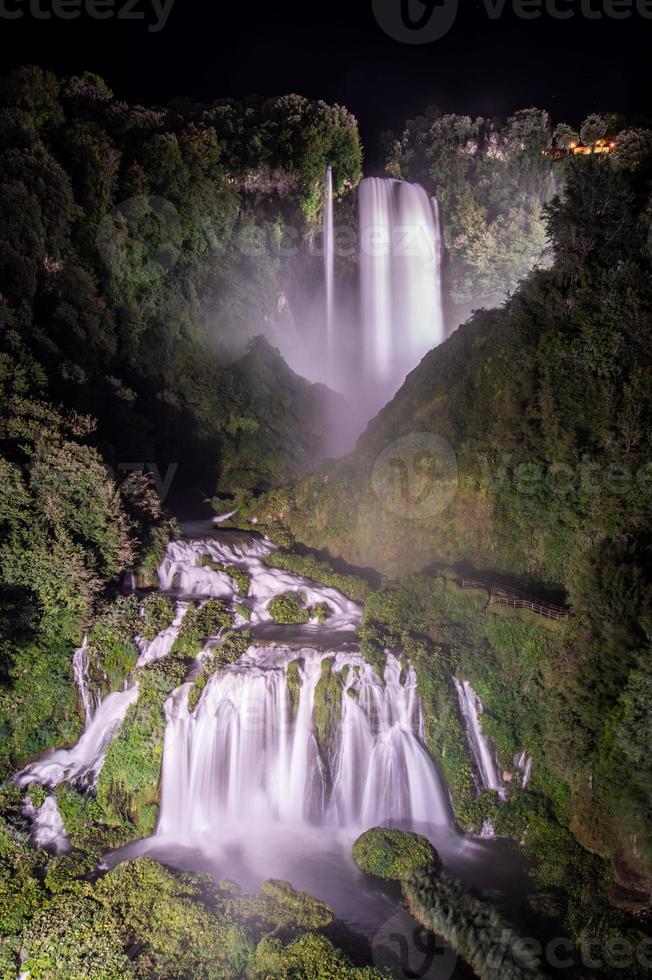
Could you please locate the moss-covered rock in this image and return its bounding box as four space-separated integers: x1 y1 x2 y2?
286 659 302 718
313 658 343 759
267 591 311 624
173 599 232 658
403 866 545 980
263 550 371 602
198 555 251 596
187 629 251 711
352 827 439 881
87 595 140 696
140 593 176 641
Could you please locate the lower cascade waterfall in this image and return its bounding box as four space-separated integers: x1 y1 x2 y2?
157 646 450 837
454 678 506 799
14 528 469 874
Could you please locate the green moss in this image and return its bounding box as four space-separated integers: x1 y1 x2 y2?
352 827 439 881
267 591 311 624
173 599 232 658
187 629 251 711
95 672 179 839
263 550 371 602
87 595 140 695
198 555 251 596
403 866 546 980
286 659 301 718
313 658 343 758
252 932 384 978
140 593 176 641
235 602 251 621
133 519 180 589
312 601 332 623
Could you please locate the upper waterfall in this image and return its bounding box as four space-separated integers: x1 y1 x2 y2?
358 176 445 415
323 165 335 362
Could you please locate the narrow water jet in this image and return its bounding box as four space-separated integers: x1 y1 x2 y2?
323 165 335 363
454 678 506 798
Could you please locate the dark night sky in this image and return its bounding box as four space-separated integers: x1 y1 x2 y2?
2 0 650 157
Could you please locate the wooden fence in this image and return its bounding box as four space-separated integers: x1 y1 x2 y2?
460 578 572 621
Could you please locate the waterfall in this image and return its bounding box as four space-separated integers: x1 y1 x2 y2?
453 678 506 799
28 795 70 853
72 636 94 726
14 685 139 791
156 646 450 838
136 601 189 667
515 750 534 788
359 177 444 411
324 165 335 360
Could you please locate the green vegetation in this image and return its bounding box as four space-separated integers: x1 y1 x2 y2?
0 825 380 980
280 151 652 589
356 570 651 970
187 628 251 711
286 659 301 718
199 554 251 596
263 549 371 602
352 828 543 979
387 107 555 318
87 595 141 695
313 658 343 759
403 866 544 980
140 593 176 641
352 827 438 880
268 591 312 624
172 599 232 658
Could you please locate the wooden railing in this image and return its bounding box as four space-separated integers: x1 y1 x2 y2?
460 578 572 621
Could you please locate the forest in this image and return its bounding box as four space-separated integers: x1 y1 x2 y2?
0 61 651 980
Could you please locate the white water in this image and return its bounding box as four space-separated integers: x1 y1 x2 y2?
29 795 70 853
72 635 95 726
359 177 445 413
454 678 506 799
157 646 449 838
136 601 188 667
324 164 335 362
515 749 534 788
157 535 361 635
15 685 139 791
12 527 530 946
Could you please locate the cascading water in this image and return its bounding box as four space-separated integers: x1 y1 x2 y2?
72 635 94 726
323 165 335 362
14 527 529 942
358 177 445 413
454 678 506 799
157 645 449 838
14 685 139 792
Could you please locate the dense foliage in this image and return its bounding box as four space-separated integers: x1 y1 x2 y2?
0 64 363 780
0 787 380 979
386 107 649 322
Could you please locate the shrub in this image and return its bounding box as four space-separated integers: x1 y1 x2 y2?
267 591 311 624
